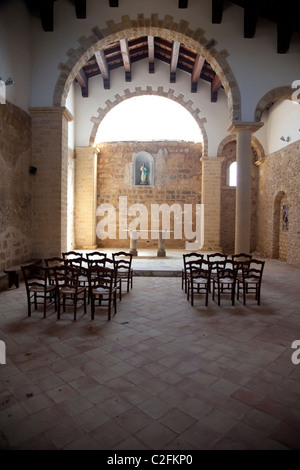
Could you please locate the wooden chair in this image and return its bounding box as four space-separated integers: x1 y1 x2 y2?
88 266 117 321
182 252 204 293
187 260 211 306
21 261 56 318
45 257 65 285
237 259 265 305
54 265 86 320
212 262 237 306
207 253 228 292
104 257 122 301
112 251 133 293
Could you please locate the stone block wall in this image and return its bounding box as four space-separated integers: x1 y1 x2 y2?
0 102 31 290
257 141 300 267
95 141 202 249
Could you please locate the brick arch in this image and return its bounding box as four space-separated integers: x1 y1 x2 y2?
89 87 208 157
217 134 265 162
254 86 294 122
53 14 241 123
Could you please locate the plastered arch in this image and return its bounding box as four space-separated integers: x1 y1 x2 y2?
89 87 208 157
254 86 294 122
53 14 241 123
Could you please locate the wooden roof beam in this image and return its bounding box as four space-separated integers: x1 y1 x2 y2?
40 0 55 31
170 41 180 83
75 0 86 19
95 50 110 89
211 75 222 102
120 39 131 81
212 0 224 24
191 54 205 93
178 0 188 7
276 2 297 53
148 36 155 74
244 0 261 38
109 1 118 7
76 69 88 97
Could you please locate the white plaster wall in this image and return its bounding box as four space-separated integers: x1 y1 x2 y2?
66 81 75 149
26 0 300 122
264 100 300 155
0 0 32 111
73 58 230 156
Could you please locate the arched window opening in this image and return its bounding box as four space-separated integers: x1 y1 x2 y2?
229 161 237 187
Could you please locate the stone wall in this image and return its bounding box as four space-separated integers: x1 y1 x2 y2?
95 141 202 250
257 141 300 267
0 102 31 289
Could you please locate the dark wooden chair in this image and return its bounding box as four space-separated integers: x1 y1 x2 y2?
237 259 265 305
21 261 56 318
88 266 117 321
212 262 238 306
182 252 204 293
112 251 133 293
54 265 86 320
187 260 211 306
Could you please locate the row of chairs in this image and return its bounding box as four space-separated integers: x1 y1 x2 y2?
21 251 134 321
182 252 265 307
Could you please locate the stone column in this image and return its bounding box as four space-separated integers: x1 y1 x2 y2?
200 157 223 251
228 122 263 254
75 147 99 249
30 107 73 258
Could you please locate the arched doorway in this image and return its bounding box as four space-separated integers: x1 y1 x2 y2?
273 192 289 261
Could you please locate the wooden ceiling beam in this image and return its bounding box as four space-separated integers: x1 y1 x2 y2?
244 0 261 38
178 0 188 7
95 50 110 89
191 54 205 93
76 69 88 97
148 36 155 74
212 0 224 24
211 75 222 102
170 41 180 83
120 39 131 82
109 1 118 7
40 0 55 31
276 2 297 53
75 0 86 19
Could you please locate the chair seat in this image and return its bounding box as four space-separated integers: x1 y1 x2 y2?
245 277 259 283
220 278 235 284
193 278 209 284
29 285 55 293
92 287 110 294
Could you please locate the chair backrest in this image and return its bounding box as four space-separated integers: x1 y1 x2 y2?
114 258 131 274
242 259 265 279
62 251 83 259
88 266 114 290
64 256 83 269
54 265 80 290
190 261 211 281
21 261 47 290
232 253 252 262
183 252 204 269
104 257 116 270
45 257 64 268
207 253 228 262
217 266 237 282
112 251 133 268
86 251 107 262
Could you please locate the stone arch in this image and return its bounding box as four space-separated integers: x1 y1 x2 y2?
217 134 265 162
254 86 294 122
89 87 208 156
53 14 241 123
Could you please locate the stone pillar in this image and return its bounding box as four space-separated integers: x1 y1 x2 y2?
75 147 99 249
201 157 223 251
30 107 73 258
228 122 263 254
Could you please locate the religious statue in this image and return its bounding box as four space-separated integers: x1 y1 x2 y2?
140 162 148 184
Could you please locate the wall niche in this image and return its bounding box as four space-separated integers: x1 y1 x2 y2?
133 151 154 186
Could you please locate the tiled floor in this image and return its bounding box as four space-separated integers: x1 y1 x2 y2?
0 251 300 450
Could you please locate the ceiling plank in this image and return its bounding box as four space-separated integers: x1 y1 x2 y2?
178 0 188 7
191 54 205 92
170 41 180 83
76 69 88 97
95 50 110 89
120 39 132 82
212 0 224 24
276 2 296 53
40 0 55 31
148 36 155 73
211 75 222 102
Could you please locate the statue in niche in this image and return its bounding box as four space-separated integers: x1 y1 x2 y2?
140 162 148 185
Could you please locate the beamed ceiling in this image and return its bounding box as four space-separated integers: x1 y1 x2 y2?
24 0 300 102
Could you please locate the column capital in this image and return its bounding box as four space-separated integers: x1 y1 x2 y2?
228 121 263 134
29 106 74 122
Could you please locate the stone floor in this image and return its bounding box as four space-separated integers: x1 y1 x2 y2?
0 250 300 450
